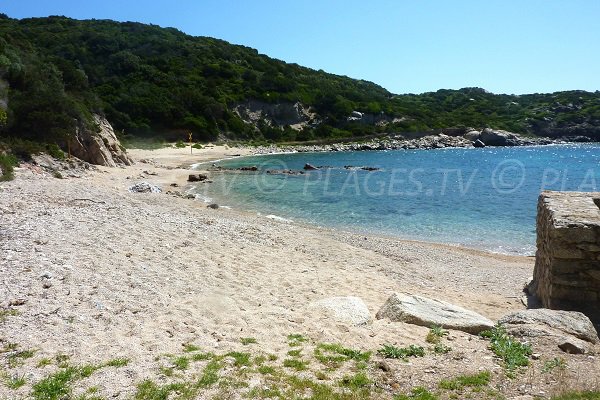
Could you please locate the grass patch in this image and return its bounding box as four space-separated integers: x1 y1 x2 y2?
283 358 309 371
226 352 252 367
240 337 257 345
258 365 277 375
37 358 52 368
287 349 302 357
182 343 201 353
480 324 531 374
339 372 371 391
4 373 26 389
394 386 440 400
197 359 222 387
433 343 452 354
314 343 371 367
426 325 448 344
378 344 425 360
8 348 36 367
287 333 309 347
172 356 189 370
542 357 567 373
105 358 129 368
191 352 213 362
32 367 78 400
0 308 19 323
438 371 491 391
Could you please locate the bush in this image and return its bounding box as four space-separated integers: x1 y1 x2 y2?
0 153 17 181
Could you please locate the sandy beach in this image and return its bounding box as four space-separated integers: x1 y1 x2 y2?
1 145 598 399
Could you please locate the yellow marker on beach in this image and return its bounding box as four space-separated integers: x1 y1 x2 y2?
189 132 193 154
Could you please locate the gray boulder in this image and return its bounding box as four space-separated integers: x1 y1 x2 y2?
129 182 161 193
479 128 523 146
498 309 599 344
375 293 494 334
309 296 371 326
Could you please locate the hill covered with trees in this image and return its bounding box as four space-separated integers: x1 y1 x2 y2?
0 14 599 148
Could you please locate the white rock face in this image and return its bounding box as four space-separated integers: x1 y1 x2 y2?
69 115 133 167
375 293 494 334
309 296 372 326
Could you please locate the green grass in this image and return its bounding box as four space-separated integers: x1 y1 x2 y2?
172 356 189 370
226 352 252 367
8 348 36 367
0 308 19 323
314 343 371 367
182 343 201 353
426 325 448 344
287 334 309 347
283 358 309 371
240 337 258 345
37 358 52 368
105 358 129 368
438 371 491 391
339 372 371 391
394 386 440 400
32 367 78 400
433 343 452 354
542 357 567 373
4 373 26 389
378 344 425 360
190 352 213 362
287 349 302 357
480 324 531 374
197 359 222 388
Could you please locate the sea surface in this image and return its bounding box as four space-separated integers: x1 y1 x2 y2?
192 144 600 255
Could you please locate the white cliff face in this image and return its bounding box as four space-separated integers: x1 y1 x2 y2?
233 100 316 130
68 115 132 167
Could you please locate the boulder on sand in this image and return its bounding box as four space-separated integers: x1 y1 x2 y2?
309 296 371 326
375 293 494 334
498 309 599 344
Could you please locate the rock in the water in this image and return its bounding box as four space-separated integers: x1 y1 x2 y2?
463 130 481 141
498 309 599 344
473 139 486 148
68 115 133 167
375 293 494 334
309 296 371 326
239 166 258 171
303 163 319 170
188 174 208 182
207 203 219 209
129 182 161 193
479 128 522 146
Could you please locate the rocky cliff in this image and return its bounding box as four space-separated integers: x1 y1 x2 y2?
68 115 132 167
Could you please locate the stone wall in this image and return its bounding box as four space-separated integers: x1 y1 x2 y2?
531 191 600 316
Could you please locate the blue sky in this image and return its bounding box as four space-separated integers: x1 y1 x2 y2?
2 0 599 95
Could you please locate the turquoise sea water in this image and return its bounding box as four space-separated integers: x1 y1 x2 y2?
192 144 600 255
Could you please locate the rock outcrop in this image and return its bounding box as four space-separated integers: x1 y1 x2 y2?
309 296 372 326
233 100 315 130
375 293 494 334
529 191 600 318
69 115 133 167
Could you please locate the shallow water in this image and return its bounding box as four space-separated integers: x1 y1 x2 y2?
192 144 600 255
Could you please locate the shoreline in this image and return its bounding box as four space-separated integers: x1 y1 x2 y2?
3 144 600 399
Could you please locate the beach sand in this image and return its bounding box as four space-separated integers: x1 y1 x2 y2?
1 145 598 399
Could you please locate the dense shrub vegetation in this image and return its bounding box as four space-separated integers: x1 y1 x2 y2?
0 14 599 146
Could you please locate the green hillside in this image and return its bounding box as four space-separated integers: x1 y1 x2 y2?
0 14 599 147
